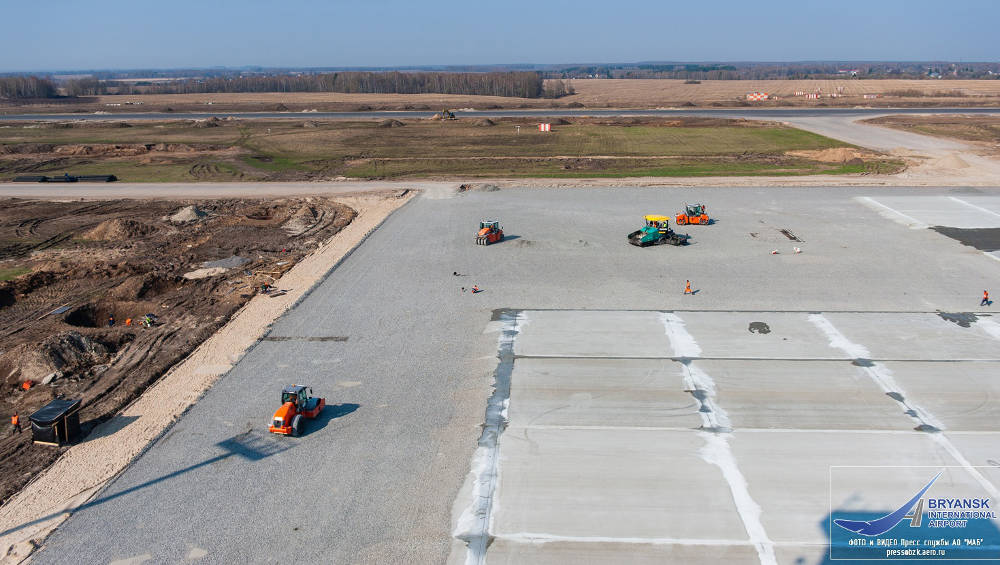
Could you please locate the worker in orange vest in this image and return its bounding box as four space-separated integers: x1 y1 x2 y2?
10 412 21 435
984 290 991 307
684 280 693 295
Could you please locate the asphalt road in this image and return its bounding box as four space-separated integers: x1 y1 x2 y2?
30 186 1000 564
2 107 1000 122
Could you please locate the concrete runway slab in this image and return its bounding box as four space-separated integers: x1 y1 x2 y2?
821 312 1000 360
861 195 1000 229
494 427 748 541
883 362 1000 431
695 360 910 430
514 310 672 358
673 312 846 359
485 538 761 564
730 430 973 544
508 358 699 429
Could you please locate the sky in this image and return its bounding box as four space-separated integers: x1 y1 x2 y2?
0 0 997 72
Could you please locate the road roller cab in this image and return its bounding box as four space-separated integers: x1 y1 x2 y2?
269 385 325 436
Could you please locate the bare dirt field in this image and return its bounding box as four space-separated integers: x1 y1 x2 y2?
0 197 355 507
5 79 1000 115
0 117 902 182
565 79 1000 108
864 114 1000 145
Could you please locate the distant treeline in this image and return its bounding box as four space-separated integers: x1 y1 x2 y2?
0 76 57 99
110 71 548 98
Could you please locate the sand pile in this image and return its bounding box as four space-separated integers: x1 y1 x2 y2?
473 118 496 127
167 205 208 224
377 119 405 128
83 219 157 241
302 121 319 128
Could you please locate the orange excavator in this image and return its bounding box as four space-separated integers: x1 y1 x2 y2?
675 203 711 226
269 385 325 436
476 220 504 245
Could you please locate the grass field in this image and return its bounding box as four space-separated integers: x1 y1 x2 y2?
0 117 902 181
864 114 1000 144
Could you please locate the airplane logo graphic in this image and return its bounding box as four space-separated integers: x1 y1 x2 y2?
834 473 941 536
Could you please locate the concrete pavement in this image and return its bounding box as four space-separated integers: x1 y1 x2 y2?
26 185 1000 564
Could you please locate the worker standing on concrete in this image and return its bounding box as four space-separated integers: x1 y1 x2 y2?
684 280 693 295
10 412 21 435
984 290 991 306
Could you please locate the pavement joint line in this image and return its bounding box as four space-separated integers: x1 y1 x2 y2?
504 308 980 314
511 425 968 434
808 313 1000 499
856 196 929 229
493 532 824 547
453 309 523 565
513 355 1000 362
948 196 1000 220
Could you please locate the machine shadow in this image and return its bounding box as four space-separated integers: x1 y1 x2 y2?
300 402 360 436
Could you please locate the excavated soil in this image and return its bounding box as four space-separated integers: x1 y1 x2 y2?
0 197 355 504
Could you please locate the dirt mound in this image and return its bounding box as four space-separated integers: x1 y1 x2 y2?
54 144 149 157
786 148 875 163
193 116 222 128
282 205 321 236
0 331 109 386
377 119 405 128
302 121 319 128
935 153 971 169
0 143 56 155
83 219 157 241
549 118 571 126
167 205 208 224
473 118 496 127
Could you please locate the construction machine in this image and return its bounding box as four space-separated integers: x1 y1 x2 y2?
675 203 710 226
439 109 457 120
476 220 504 245
627 215 688 247
269 385 325 436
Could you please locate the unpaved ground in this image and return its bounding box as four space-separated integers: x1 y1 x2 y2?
0 197 356 509
6 80 1000 115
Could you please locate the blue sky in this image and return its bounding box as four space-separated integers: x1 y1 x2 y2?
0 0 996 72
